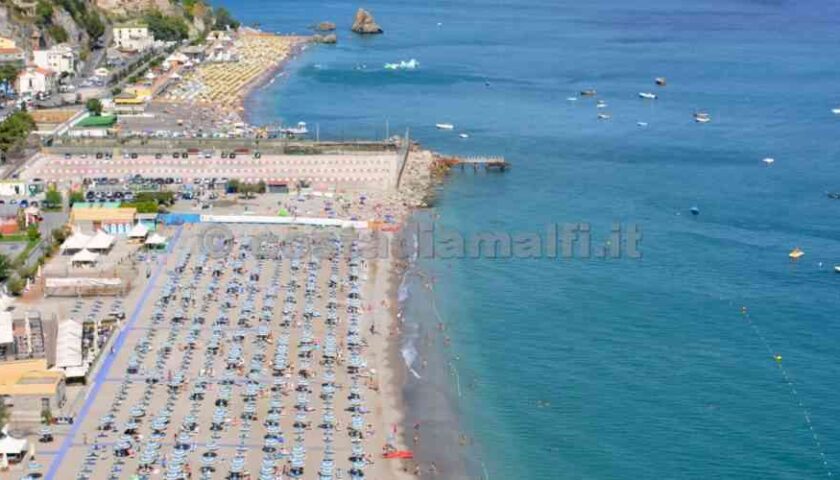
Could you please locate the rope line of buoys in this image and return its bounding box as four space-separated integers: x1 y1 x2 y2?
740 306 833 478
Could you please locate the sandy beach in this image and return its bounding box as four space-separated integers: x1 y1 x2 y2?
160 30 310 123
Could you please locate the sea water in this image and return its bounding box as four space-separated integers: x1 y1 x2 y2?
222 0 840 478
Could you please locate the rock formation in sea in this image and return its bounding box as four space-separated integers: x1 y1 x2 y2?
313 33 338 44
351 8 383 34
316 21 336 31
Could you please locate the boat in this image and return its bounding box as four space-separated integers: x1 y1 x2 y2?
762 157 775 165
459 133 469 139
639 92 657 100
834 265 840 273
596 100 608 109
580 89 597 97
789 247 805 260
566 96 578 102
637 121 649 127
694 112 711 123
280 121 308 136
655 77 667 86
832 108 840 115
435 123 455 130
597 113 611 120
826 192 840 200
690 206 700 216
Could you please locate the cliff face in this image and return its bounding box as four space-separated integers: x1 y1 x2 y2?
94 0 176 16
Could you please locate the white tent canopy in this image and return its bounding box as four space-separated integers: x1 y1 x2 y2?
0 312 12 345
61 232 93 252
85 230 115 252
55 320 83 370
145 233 167 246
128 223 149 239
71 249 99 265
0 427 27 456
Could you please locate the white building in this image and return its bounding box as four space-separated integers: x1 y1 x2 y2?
32 44 77 75
15 66 56 97
114 22 154 52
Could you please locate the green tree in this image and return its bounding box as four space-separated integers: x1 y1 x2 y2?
214 7 240 30
0 64 20 86
7 274 24 296
0 112 36 156
35 0 54 26
0 254 10 282
86 98 103 116
48 25 69 43
27 224 41 242
45 188 63 209
68 190 85 205
144 11 190 41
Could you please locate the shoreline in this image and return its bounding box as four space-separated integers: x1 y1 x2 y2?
237 33 311 122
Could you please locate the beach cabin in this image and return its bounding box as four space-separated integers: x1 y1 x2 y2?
70 203 136 235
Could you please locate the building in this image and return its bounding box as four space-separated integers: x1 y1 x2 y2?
15 66 56 98
114 22 154 52
11 0 36 17
0 359 65 424
0 37 24 64
70 203 136 235
0 204 20 235
33 44 77 75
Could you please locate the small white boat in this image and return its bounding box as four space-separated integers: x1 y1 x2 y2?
762 157 775 165
459 133 469 139
639 92 657 100
832 108 840 115
637 121 648 127
280 121 308 136
694 112 711 123
834 265 840 273
566 97 578 102
598 113 611 120
596 100 608 109
436 123 455 130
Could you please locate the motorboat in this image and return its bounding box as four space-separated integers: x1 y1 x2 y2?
280 122 309 136
435 123 455 130
655 77 667 86
597 113 611 120
566 96 578 102
459 133 469 139
694 112 711 123
826 192 840 200
596 100 608 108
762 157 775 165
832 108 840 115
637 121 649 127
834 265 840 273
789 247 805 260
639 92 657 100
580 89 597 97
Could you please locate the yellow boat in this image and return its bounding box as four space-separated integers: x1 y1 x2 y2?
789 247 805 260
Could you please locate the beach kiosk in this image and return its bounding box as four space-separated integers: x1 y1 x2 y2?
144 233 167 250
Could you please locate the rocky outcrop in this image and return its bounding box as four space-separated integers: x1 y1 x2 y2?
313 33 337 44
351 8 382 34
316 21 336 32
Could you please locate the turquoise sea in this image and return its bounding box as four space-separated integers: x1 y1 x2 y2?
220 0 840 478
